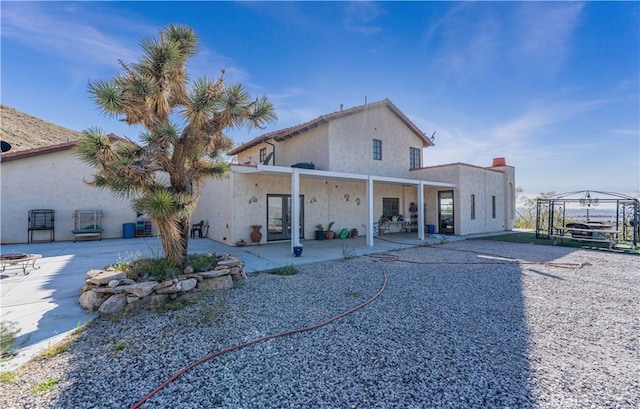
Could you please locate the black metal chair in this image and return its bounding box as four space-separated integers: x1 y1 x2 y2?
190 220 205 239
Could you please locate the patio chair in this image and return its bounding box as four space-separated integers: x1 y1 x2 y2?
190 220 205 239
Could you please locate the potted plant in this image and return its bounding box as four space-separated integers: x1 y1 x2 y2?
378 216 388 235
325 221 335 239
250 225 263 243
315 224 325 240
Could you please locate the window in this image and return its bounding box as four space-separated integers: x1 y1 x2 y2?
492 195 496 218
382 197 399 218
373 139 382 160
409 147 420 169
471 194 476 220
259 147 267 163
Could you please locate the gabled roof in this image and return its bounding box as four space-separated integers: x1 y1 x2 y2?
1 134 123 162
229 98 434 155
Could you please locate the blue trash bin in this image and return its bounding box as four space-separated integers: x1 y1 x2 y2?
427 224 435 234
123 223 136 239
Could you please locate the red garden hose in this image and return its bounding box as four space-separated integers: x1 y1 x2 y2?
130 250 585 408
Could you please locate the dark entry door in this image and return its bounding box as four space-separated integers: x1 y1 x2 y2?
267 194 304 241
438 190 455 234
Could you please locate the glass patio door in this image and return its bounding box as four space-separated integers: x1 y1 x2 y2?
266 194 304 241
438 190 455 234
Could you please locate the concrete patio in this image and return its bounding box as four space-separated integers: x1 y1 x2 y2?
1 232 455 371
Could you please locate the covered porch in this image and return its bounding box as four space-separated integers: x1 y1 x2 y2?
232 164 456 253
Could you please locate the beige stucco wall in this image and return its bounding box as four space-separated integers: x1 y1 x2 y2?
235 104 425 177
413 164 515 235
327 106 424 177
190 173 234 244
272 127 331 169
235 127 331 170
1 149 137 244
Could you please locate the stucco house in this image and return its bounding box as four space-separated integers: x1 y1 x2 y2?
192 98 515 251
1 99 514 248
0 138 139 244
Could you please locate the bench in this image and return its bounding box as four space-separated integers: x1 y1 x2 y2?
550 227 620 249
0 253 42 275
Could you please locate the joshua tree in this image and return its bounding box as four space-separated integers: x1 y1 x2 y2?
74 25 276 267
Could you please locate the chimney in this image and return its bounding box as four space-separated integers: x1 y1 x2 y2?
491 157 506 167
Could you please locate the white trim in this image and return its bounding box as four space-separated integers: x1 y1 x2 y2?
367 176 375 246
418 182 426 240
291 168 300 251
231 164 456 188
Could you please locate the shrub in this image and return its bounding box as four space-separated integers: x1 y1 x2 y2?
270 265 299 276
30 377 60 395
0 322 19 356
114 253 221 281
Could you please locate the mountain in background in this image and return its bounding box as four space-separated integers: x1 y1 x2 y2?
0 104 82 153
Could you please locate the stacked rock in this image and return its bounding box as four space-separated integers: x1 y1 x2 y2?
78 254 246 314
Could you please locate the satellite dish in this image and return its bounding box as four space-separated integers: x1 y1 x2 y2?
1 141 11 153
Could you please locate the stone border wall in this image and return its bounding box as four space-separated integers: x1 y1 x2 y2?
78 254 246 314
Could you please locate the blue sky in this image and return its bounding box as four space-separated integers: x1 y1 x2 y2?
2 1 638 198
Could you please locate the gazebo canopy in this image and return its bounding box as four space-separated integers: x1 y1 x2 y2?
536 190 639 248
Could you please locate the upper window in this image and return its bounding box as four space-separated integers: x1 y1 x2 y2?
373 139 382 160
259 147 267 163
410 147 420 169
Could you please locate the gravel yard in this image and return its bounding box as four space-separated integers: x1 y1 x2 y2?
2 240 638 408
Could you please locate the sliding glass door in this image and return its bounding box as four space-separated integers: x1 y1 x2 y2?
266 194 304 241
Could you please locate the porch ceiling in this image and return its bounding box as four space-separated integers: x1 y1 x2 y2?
230 164 456 188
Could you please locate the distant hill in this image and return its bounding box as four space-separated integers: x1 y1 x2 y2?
0 104 82 153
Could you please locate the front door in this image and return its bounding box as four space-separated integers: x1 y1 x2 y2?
438 190 455 234
267 194 304 241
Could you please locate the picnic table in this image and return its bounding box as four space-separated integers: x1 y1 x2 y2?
0 252 42 275
550 226 620 249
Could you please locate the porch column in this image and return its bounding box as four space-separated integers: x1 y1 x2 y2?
367 175 374 246
418 181 425 240
291 167 300 252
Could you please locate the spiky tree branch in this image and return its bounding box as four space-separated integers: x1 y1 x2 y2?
76 25 276 267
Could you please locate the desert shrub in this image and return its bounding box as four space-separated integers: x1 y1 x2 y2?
186 253 219 272
115 253 221 281
1 322 20 356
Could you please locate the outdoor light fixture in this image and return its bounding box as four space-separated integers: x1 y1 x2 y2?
344 194 350 202
310 196 317 204
249 196 258 204
355 198 361 205
579 190 599 222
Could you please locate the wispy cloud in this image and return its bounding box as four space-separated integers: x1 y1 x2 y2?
411 95 614 172
2 2 257 93
1 2 143 69
341 1 385 36
491 98 608 142
423 2 583 81
423 3 501 80
510 2 584 77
